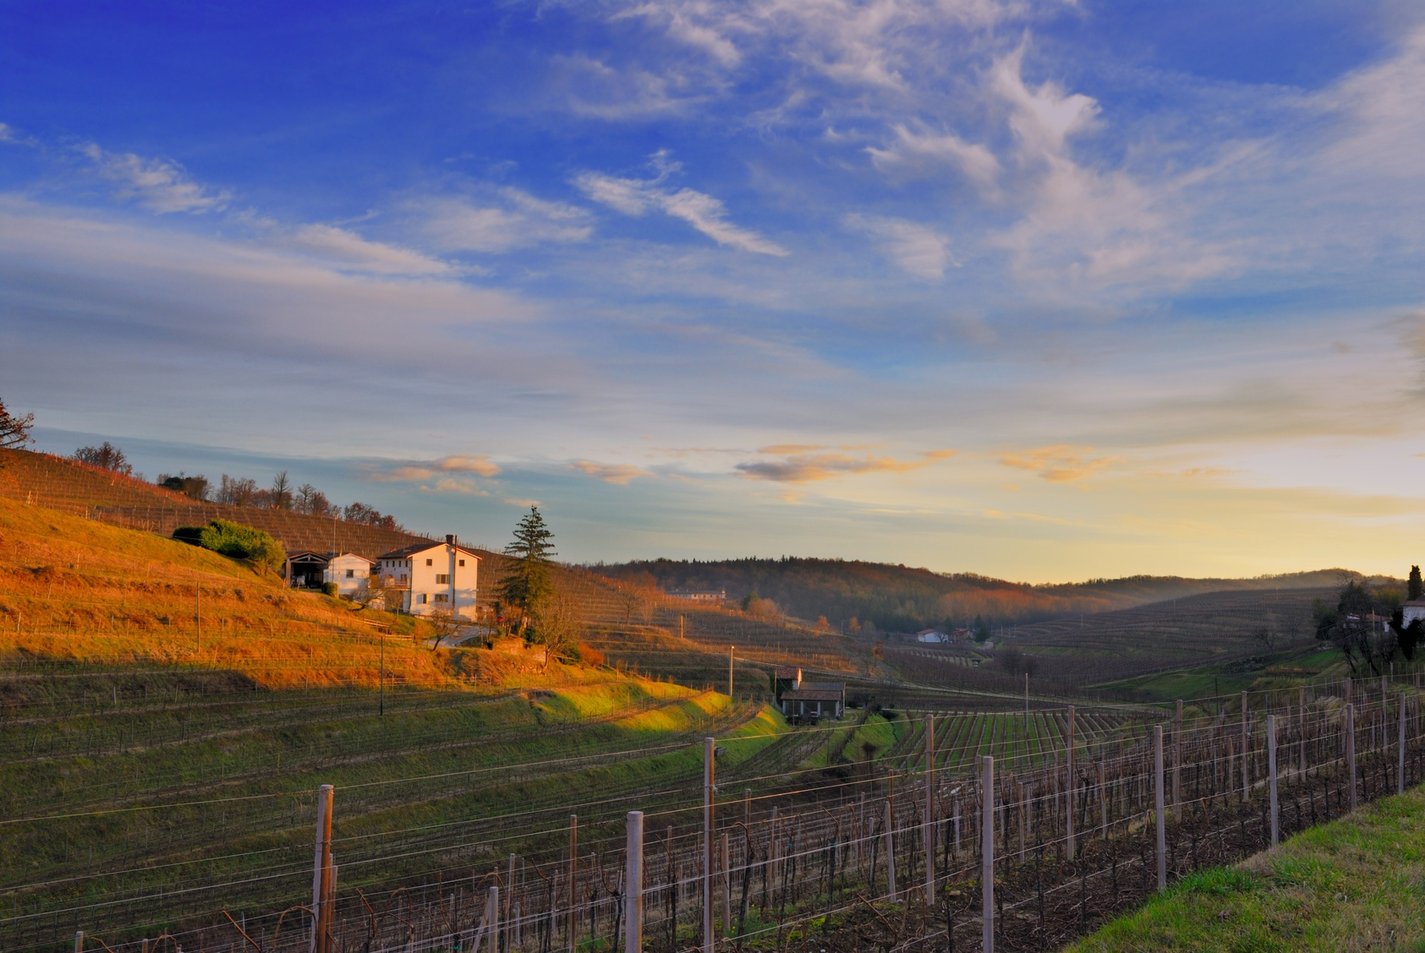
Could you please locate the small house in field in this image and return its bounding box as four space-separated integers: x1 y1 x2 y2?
773 666 845 723
915 628 949 644
1402 600 1425 627
374 535 481 619
286 552 372 598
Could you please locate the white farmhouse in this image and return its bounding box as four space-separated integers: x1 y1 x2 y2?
1403 599 1425 627
286 551 373 598
374 535 481 619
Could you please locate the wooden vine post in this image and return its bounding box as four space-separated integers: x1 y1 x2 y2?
311 784 334 953
1346 703 1358 812
626 811 644 953
1267 714 1279 845
568 814 578 953
981 755 995 953
924 713 936 905
1154 726 1166 891
1066 706 1076 861
703 737 715 953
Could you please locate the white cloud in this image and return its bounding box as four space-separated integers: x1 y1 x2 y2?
289 224 455 276
867 124 1001 190
550 54 709 120
419 188 594 254
990 42 1100 163
79 143 230 214
576 153 788 256
845 213 957 280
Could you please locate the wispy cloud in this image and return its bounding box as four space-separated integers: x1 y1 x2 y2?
737 447 955 483
867 123 1000 190
549 54 711 120
576 151 788 256
367 455 502 483
419 188 594 254
844 213 957 280
573 460 654 484
999 444 1117 482
79 143 230 214
288 224 455 276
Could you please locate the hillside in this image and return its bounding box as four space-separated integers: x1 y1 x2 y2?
0 448 431 559
0 495 785 949
589 556 1363 634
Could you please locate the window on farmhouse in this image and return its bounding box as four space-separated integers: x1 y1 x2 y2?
425 558 433 566
434 593 449 603
436 573 449 584
345 569 355 578
458 559 465 567
418 593 427 605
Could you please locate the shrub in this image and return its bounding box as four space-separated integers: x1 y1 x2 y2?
191 519 286 576
321 581 339 597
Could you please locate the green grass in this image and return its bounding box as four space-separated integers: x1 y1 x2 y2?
1102 644 1351 705
1067 785 1425 952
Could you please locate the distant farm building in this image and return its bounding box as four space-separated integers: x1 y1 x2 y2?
285 551 373 598
1400 600 1425 627
915 628 950 644
374 535 481 620
669 588 727 603
773 667 845 723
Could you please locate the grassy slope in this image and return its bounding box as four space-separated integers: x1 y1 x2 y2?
0 498 790 946
1068 787 1425 953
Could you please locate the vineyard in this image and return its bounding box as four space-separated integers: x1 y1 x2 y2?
8 667 1425 953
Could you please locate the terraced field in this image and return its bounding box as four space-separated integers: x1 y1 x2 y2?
1009 586 1329 683
885 705 1155 778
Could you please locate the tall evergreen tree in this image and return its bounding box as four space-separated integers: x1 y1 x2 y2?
498 506 557 639
1409 565 1422 601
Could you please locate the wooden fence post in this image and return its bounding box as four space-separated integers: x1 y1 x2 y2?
74 932 83 953
1400 693 1408 796
1173 699 1183 814
883 798 897 901
1346 703 1358 812
1267 714 1279 846
924 713 936 904
1071 706 1077 854
1240 692 1250 803
568 815 578 953
626 811 643 953
311 784 334 953
703 737 715 953
1154 726 1166 891
981 756 995 953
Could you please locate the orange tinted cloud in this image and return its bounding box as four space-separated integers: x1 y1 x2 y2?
369 454 501 482
573 460 653 485
737 448 956 483
999 444 1116 482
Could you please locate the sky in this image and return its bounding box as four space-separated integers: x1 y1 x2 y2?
2 0 1424 583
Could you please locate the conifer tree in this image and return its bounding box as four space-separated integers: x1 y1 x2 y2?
498 506 557 639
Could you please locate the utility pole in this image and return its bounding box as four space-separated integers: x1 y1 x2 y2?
728 645 734 699
379 634 385 717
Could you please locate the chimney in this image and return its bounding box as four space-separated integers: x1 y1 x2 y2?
445 534 455 546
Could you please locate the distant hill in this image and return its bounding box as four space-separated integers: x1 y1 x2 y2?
588 557 1367 633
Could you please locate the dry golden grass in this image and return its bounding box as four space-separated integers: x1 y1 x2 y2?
0 497 467 690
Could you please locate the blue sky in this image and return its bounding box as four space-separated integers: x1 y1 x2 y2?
3 0 1424 582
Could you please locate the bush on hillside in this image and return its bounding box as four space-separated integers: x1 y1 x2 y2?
173 519 285 576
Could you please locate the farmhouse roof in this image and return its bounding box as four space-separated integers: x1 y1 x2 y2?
376 540 483 561
781 687 844 703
